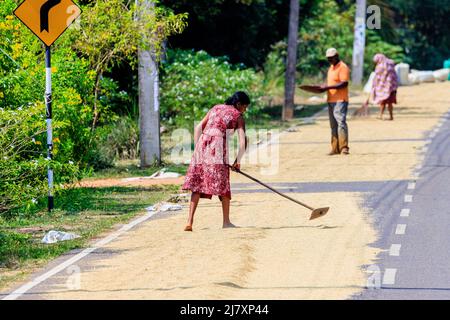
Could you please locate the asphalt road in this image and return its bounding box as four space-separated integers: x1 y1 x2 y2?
354 109 450 299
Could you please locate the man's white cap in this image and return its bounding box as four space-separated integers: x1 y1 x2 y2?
326 48 338 58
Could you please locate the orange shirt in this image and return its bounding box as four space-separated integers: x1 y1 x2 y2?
327 61 350 102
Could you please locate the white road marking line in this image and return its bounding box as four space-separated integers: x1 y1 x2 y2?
400 208 411 217
422 146 428 153
389 244 402 256
407 182 416 190
404 195 413 203
430 132 436 138
424 139 432 145
396 224 407 235
2 210 159 300
383 268 397 285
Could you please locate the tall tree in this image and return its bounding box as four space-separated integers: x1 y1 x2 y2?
138 50 161 167
137 0 161 167
283 0 299 121
352 0 367 85
134 0 187 167
74 0 186 132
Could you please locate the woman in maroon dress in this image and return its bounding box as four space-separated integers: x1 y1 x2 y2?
182 92 249 231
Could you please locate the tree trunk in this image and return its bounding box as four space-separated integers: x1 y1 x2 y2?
137 0 161 167
283 0 300 121
352 0 367 86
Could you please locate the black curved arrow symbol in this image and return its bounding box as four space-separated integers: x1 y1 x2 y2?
40 0 62 32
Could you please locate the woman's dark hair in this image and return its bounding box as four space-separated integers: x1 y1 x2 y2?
225 91 251 107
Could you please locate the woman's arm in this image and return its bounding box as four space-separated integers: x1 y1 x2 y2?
194 112 209 145
232 116 247 171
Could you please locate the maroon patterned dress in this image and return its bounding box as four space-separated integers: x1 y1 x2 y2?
182 104 243 200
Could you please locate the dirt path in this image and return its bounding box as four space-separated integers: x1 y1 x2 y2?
6 82 449 300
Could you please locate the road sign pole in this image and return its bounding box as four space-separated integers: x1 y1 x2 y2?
14 0 81 212
45 45 54 212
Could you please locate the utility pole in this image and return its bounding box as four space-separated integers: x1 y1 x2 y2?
352 0 366 86
283 0 300 121
137 0 161 167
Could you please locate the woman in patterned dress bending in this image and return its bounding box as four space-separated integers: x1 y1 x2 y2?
182 92 249 231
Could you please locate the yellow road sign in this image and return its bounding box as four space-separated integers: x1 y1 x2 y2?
14 0 81 47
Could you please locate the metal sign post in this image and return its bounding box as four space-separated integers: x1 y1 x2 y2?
14 0 81 212
45 45 54 211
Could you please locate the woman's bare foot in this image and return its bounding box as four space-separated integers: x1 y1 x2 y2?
223 222 237 229
184 225 193 232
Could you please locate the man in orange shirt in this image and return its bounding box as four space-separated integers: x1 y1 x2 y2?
320 48 351 155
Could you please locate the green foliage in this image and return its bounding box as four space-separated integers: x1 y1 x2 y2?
160 49 264 128
75 0 188 69
388 0 450 69
0 0 188 216
295 0 404 82
365 30 405 69
0 231 41 268
0 3 44 108
297 0 355 80
261 47 286 98
0 106 80 215
69 0 188 128
93 117 140 168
